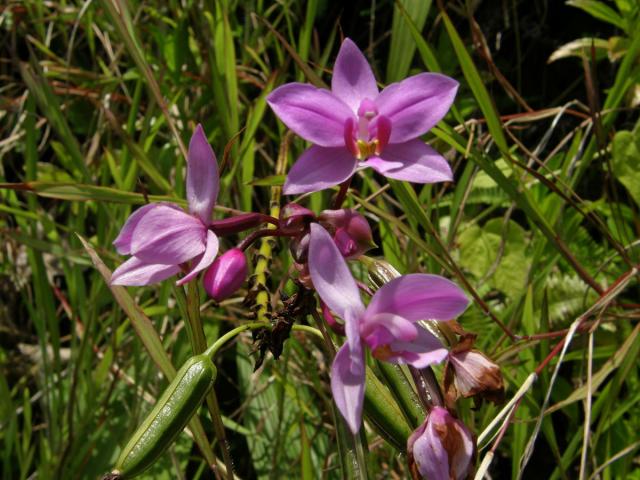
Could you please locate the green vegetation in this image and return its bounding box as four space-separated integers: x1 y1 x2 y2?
1 0 639 478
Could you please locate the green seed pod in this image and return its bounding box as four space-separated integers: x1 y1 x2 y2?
111 354 216 479
364 257 401 290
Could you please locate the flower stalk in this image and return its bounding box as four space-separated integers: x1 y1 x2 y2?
175 283 235 480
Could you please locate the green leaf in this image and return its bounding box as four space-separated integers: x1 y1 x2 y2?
546 323 640 413
612 130 640 207
387 0 432 82
567 0 626 31
458 218 529 297
363 368 413 451
547 37 611 63
440 10 509 155
0 181 181 205
245 174 285 187
19 62 88 181
471 158 512 189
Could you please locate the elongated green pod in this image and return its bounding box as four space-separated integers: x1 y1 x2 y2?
110 354 216 479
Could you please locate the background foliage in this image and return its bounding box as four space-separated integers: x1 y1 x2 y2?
1 0 639 478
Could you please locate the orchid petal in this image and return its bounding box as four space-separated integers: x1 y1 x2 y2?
373 114 391 151
361 313 418 349
331 342 366 434
111 257 181 286
343 308 364 368
176 230 219 286
308 224 365 321
366 273 469 322
267 83 354 146
450 350 503 399
284 146 357 195
387 326 448 368
413 409 454 480
187 125 219 224
450 422 475 480
113 203 179 255
130 205 206 265
361 140 452 184
376 73 458 144
331 38 378 113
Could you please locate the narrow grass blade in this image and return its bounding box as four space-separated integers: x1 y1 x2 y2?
440 9 509 155
386 0 431 82
19 62 88 180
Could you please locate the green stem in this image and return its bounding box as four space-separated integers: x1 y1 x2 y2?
310 310 336 357
205 322 267 358
182 283 235 480
311 310 370 477
248 132 289 323
186 282 208 351
292 324 324 340
204 323 322 359
354 431 369 480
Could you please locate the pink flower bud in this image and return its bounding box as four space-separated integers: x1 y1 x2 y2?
408 407 475 480
321 302 345 336
203 248 248 301
318 209 375 258
279 203 316 234
445 349 504 404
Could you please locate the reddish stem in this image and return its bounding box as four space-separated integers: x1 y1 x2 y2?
332 177 353 209
237 228 294 251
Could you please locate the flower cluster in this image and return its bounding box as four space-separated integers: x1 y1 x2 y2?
111 38 504 479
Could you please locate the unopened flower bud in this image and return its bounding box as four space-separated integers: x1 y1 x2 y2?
318 209 375 258
322 302 345 335
203 248 248 302
279 203 315 234
446 349 504 404
408 407 475 480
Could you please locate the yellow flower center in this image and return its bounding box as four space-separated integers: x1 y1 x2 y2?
356 139 380 159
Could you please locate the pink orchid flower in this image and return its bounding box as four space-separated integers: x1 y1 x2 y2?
267 38 459 195
111 125 220 286
307 224 469 433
